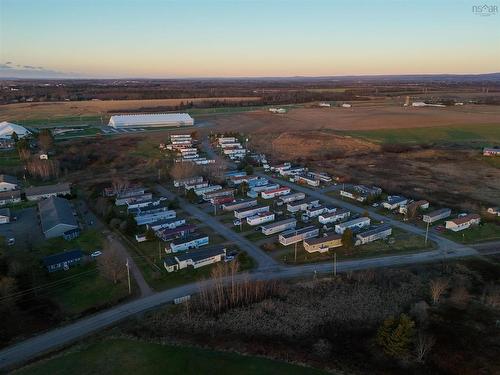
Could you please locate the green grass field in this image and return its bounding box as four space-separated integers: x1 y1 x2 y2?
345 123 500 145
14 338 325 375
0 149 22 167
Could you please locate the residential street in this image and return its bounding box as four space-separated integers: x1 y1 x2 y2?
155 184 279 270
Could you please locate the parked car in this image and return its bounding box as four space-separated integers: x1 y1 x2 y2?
7 237 15 246
233 219 241 226
91 250 103 258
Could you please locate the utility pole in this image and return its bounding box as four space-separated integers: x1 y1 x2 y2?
158 241 162 262
334 252 337 276
294 229 299 263
126 259 131 295
425 221 430 245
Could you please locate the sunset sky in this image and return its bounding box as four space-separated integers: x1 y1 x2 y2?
1 0 499 78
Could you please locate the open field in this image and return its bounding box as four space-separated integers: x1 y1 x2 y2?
346 123 500 145
0 97 261 124
209 104 500 134
14 338 324 375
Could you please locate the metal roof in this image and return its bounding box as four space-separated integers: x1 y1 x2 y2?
109 113 193 127
43 249 83 267
38 196 78 233
25 182 71 197
0 174 18 185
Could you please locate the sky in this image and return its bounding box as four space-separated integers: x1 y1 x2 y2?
0 0 499 78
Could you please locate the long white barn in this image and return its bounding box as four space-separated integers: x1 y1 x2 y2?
108 113 194 128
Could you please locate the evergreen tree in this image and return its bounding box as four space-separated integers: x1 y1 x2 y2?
376 314 415 358
341 228 354 248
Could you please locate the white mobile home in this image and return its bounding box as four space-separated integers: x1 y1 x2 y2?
335 217 371 234
246 212 275 226
234 205 270 220
279 226 319 246
261 187 291 199
261 218 297 235
356 225 392 245
318 209 351 224
222 199 257 212
168 234 209 253
445 214 481 232
423 208 451 223
164 246 226 272
279 192 306 204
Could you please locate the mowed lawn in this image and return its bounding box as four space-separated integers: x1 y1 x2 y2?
14 338 326 375
346 123 500 144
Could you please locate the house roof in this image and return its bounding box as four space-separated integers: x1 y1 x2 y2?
425 208 451 218
448 214 481 226
38 196 78 233
261 218 296 230
174 246 226 263
0 174 18 185
337 217 370 227
356 225 392 239
171 233 208 246
281 226 318 238
43 249 83 267
0 122 31 139
386 196 407 205
0 207 10 217
25 182 71 197
320 208 350 218
304 233 341 246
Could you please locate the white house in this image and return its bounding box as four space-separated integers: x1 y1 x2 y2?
356 225 392 245
0 190 21 206
147 218 186 231
134 207 176 225
279 226 319 246
261 218 297 235
295 174 320 187
222 199 258 212
382 196 408 210
234 205 270 220
445 214 481 232
335 217 371 234
108 113 194 128
246 212 275 226
168 234 209 253
305 205 334 218
193 185 222 196
483 148 500 157
261 187 291 199
287 199 320 213
318 208 351 224
164 246 226 273
0 208 11 224
279 192 305 204
423 208 451 223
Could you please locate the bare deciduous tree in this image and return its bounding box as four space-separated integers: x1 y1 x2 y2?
414 331 435 363
0 276 17 311
169 162 200 181
111 177 130 196
97 241 127 284
450 285 470 308
429 278 449 305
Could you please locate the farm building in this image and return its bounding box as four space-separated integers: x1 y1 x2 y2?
164 246 226 273
147 217 186 232
25 183 71 201
278 192 306 204
340 185 382 202
423 208 451 223
318 208 351 224
261 218 297 235
38 196 80 240
483 147 500 156
0 121 31 139
382 196 408 210
168 234 209 253
0 175 18 191
0 190 21 206
399 200 429 215
261 187 291 199
222 199 257 212
234 205 270 220
108 113 194 128
445 214 481 232
246 212 275 226
303 233 342 253
43 249 83 273
279 226 319 246
133 207 176 225
335 217 371 234
356 225 392 245
0 208 11 224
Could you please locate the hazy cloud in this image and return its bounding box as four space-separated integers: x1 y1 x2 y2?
0 61 81 78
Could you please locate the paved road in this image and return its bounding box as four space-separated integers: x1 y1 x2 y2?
0 242 482 371
156 184 279 269
106 233 153 297
258 172 477 257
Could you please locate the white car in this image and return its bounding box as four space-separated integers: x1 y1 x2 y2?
91 250 103 258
